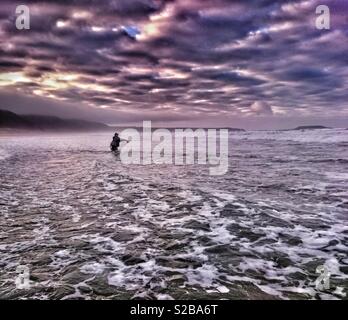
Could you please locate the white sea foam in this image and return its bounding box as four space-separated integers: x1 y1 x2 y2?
326 172 348 181
0 149 10 161
81 262 106 275
0 131 347 300
230 128 348 143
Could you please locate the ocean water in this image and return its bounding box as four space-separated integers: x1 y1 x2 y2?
0 129 347 300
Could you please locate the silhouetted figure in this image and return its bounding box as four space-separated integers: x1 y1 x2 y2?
110 133 129 152
110 133 121 152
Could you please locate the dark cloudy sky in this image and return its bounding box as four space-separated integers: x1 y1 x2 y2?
0 0 347 129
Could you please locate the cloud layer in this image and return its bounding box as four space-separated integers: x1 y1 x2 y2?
0 0 347 128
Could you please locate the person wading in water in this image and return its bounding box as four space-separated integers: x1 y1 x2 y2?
110 133 128 152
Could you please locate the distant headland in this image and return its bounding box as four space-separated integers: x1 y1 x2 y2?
292 125 331 130
0 109 111 132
